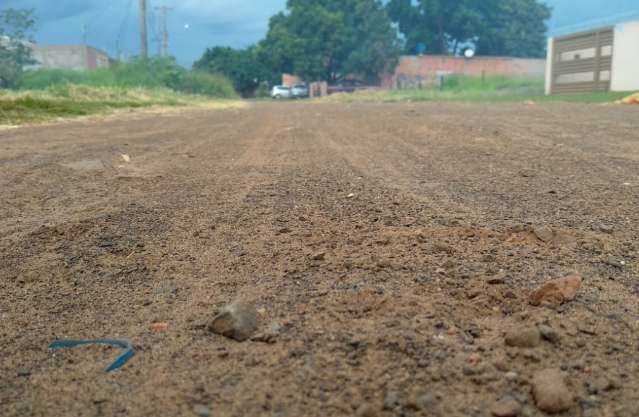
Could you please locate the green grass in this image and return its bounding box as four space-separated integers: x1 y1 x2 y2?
19 58 238 99
1 58 240 126
324 75 634 104
0 84 240 126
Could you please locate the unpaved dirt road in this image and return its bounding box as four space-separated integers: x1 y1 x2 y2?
1 102 639 417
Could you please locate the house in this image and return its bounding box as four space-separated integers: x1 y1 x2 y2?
545 20 639 95
28 44 114 71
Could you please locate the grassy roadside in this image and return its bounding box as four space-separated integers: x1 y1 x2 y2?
325 89 631 104
0 85 240 126
323 75 633 104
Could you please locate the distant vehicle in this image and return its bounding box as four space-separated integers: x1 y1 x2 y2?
327 79 368 94
271 85 292 99
291 84 309 98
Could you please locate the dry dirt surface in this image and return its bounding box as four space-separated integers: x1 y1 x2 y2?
1 102 639 417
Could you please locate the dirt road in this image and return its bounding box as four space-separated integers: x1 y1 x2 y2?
1 102 638 417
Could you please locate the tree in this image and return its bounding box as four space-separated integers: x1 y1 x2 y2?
386 0 551 58
474 0 552 58
260 0 401 83
194 46 274 96
0 8 36 88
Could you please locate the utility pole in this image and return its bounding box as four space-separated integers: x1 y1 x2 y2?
82 24 88 45
138 0 148 59
155 6 173 56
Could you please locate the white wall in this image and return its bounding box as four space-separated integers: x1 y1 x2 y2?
545 37 554 95
611 20 639 92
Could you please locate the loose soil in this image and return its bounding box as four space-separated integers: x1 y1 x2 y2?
1 102 638 417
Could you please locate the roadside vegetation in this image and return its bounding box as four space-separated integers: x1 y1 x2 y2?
1 60 238 126
0 8 238 126
0 84 216 126
323 75 630 104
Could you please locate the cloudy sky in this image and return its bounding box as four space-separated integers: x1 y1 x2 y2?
3 0 639 66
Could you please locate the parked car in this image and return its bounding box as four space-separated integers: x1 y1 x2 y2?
327 79 368 94
271 85 292 99
291 84 309 98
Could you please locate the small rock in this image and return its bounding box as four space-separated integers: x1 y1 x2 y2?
604 257 624 268
250 321 282 344
505 371 519 381
356 404 378 417
522 350 542 363
208 301 258 342
599 224 614 234
529 274 582 306
586 376 613 395
493 357 511 372
533 226 555 243
463 365 484 376
311 252 326 261
538 324 560 344
532 369 574 413
466 353 482 366
383 392 399 410
505 326 541 348
347 193 355 198
150 322 169 332
486 274 506 285
16 367 31 377
466 287 482 299
193 404 211 417
491 397 521 417
433 242 454 254
405 390 436 411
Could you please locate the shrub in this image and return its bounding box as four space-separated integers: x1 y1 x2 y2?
175 71 237 98
17 57 238 98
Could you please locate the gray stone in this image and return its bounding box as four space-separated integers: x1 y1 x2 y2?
405 390 436 411
491 397 521 417
383 391 399 410
193 404 211 417
208 301 258 342
599 224 614 234
539 324 560 344
533 226 555 243
604 257 624 268
532 369 574 414
16 367 31 377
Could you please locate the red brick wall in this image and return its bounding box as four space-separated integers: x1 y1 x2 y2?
282 74 303 86
382 55 546 88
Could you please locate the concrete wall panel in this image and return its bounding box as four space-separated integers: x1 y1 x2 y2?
611 21 639 91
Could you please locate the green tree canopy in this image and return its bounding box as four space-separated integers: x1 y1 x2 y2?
260 0 401 83
386 0 552 58
193 46 275 96
0 8 36 88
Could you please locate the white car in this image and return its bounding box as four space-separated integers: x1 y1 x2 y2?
271 85 292 99
291 84 309 98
